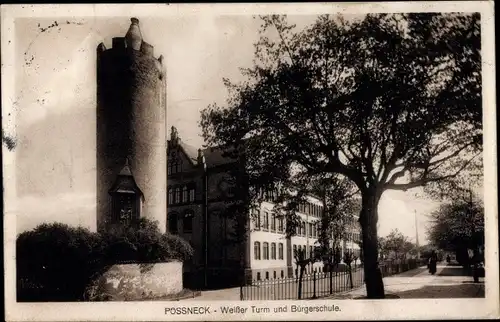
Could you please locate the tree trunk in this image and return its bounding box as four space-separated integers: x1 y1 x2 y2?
297 265 305 299
360 190 385 299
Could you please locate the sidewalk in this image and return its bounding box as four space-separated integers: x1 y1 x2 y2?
328 263 485 299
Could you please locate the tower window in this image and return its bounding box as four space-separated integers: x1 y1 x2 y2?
183 211 194 233
168 213 178 234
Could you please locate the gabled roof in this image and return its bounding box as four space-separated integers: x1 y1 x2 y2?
168 140 235 168
108 159 144 199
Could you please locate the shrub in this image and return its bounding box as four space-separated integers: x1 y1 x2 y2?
101 218 193 263
16 223 104 301
17 218 193 302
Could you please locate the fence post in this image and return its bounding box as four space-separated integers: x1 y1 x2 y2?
312 269 317 299
329 267 333 294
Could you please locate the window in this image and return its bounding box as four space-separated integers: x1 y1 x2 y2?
278 217 284 232
167 187 173 204
301 221 306 236
281 270 284 278
271 214 276 232
189 187 195 202
308 223 313 237
263 212 269 230
254 242 261 260
310 246 313 258
175 187 181 204
265 271 269 280
278 243 284 259
253 209 261 230
293 244 297 255
263 242 269 260
273 271 277 279
257 272 261 281
183 212 194 233
271 243 276 260
168 213 178 234
182 186 188 203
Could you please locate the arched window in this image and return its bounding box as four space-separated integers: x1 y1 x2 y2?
278 243 284 259
182 186 188 203
168 213 178 234
271 214 276 231
183 211 194 233
254 242 261 260
271 243 276 260
263 242 269 260
167 187 173 204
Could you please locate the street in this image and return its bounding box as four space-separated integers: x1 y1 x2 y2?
329 262 485 299
182 263 484 301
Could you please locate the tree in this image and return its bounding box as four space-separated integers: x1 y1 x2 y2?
427 192 484 269
201 13 481 298
383 229 415 260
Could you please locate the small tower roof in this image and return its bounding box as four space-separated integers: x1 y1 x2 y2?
125 17 143 50
109 158 144 199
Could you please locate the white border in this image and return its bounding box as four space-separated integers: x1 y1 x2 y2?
2 2 498 321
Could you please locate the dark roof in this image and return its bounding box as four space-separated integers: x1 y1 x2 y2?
169 140 235 168
108 160 144 198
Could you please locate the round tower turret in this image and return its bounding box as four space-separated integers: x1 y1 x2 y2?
96 18 167 232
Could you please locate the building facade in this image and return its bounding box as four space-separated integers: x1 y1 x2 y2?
96 18 167 232
166 127 361 288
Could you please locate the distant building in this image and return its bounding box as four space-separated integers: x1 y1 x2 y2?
166 127 361 288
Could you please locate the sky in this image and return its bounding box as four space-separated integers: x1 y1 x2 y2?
9 14 444 242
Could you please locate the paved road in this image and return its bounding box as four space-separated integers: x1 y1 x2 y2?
329 263 485 299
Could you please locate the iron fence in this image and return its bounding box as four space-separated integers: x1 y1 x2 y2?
240 267 364 300
240 259 427 300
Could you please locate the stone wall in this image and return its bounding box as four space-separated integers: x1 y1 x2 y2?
85 261 182 301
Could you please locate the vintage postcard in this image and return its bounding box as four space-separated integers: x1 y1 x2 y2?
2 2 498 321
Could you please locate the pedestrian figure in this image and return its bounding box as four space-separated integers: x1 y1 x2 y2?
428 250 438 275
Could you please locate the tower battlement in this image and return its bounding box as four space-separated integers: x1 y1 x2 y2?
96 18 165 78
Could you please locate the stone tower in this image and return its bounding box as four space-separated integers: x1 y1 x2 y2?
96 18 167 232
